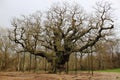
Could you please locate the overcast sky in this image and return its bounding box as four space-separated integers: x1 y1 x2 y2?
0 0 120 37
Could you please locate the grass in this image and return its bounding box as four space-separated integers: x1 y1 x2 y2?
96 68 120 73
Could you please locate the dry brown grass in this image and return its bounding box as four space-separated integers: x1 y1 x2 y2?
0 72 119 80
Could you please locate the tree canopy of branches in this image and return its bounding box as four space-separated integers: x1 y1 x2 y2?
9 2 114 73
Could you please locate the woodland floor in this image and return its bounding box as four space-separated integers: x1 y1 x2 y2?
0 71 120 80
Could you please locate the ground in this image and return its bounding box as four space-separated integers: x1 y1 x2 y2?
0 72 120 80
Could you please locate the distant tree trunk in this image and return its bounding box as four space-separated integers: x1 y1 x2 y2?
90 47 93 76
116 52 120 67
75 53 77 74
118 54 120 67
100 53 104 70
17 53 20 71
88 52 90 73
0 60 3 71
20 53 23 71
38 57 41 70
44 58 47 72
111 52 114 68
29 53 32 71
34 55 37 72
4 52 7 70
22 52 25 72
79 53 83 70
66 61 69 74
51 58 57 73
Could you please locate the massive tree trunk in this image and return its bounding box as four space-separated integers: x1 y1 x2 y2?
51 55 70 73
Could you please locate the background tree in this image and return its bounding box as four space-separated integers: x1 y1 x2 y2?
0 28 17 71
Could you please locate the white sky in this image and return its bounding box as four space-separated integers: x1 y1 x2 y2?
0 0 120 37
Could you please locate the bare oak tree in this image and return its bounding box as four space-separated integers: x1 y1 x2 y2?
9 2 114 73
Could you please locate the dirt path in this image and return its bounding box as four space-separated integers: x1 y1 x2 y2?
0 72 120 80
